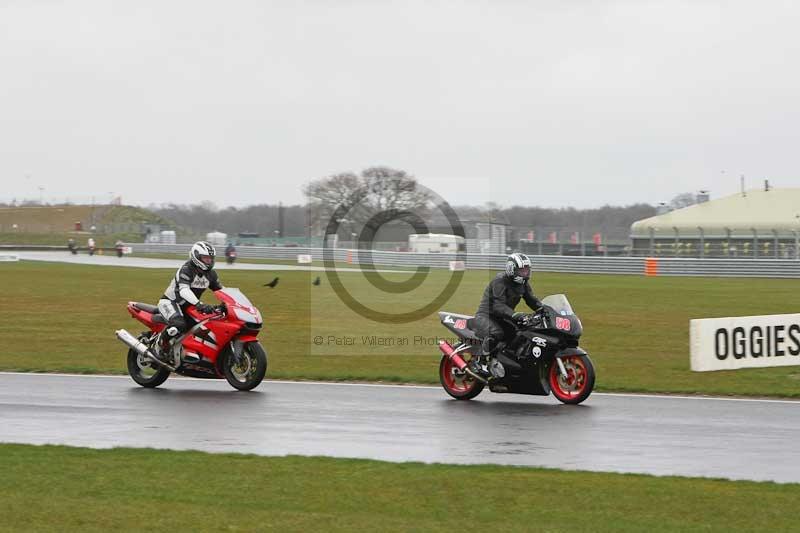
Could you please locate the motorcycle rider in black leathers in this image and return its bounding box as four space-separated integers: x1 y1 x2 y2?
154 241 223 360
470 253 543 377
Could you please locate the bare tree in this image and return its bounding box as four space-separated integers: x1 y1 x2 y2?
304 167 433 239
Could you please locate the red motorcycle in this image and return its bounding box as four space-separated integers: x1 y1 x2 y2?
115 288 267 391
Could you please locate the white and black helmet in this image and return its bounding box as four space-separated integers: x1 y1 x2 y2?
505 252 532 284
190 241 216 271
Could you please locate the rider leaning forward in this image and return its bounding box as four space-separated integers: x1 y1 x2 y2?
471 253 543 377
155 241 223 359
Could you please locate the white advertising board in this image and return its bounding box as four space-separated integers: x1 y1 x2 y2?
690 313 800 372
297 254 313 264
449 261 466 271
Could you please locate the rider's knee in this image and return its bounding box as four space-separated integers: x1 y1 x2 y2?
167 316 187 336
482 335 499 354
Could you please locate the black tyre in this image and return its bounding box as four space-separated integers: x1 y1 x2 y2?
127 347 170 388
439 355 485 400
224 342 267 391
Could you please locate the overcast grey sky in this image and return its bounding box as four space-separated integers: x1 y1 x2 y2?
1 1 798 208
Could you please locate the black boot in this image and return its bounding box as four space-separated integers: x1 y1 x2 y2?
467 357 490 379
153 332 172 362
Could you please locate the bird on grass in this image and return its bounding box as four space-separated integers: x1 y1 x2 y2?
312 276 321 286
263 277 279 288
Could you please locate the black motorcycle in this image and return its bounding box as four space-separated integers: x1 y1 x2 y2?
437 294 595 404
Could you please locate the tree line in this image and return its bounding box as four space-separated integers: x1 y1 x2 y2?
150 165 659 241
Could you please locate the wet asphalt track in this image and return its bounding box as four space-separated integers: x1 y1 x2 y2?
1 372 799 483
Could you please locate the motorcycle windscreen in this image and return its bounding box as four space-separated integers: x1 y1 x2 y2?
216 288 254 307
540 294 574 315
216 288 262 324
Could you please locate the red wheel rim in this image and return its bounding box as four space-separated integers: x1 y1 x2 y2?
441 355 476 394
549 356 588 400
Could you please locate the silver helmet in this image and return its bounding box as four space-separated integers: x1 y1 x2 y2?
190 241 216 271
505 253 532 284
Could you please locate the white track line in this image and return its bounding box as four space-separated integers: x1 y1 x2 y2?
1 371 798 404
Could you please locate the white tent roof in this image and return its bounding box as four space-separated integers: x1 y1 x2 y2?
631 188 800 238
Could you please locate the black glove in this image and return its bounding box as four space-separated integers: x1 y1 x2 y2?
196 302 215 315
512 312 527 324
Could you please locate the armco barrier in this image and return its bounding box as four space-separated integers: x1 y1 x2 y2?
123 243 800 278
655 258 800 278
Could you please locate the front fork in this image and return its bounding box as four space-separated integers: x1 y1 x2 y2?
230 339 245 365
555 357 569 379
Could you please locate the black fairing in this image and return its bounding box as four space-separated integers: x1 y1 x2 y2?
538 306 583 340
437 305 585 397
176 358 221 379
487 309 583 396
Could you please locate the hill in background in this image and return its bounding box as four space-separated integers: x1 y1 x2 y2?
0 204 173 246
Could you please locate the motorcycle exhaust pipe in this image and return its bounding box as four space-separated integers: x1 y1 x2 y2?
439 340 488 384
115 329 176 372
439 340 466 369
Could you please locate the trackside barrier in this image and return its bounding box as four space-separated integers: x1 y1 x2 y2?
124 244 800 278
644 258 658 277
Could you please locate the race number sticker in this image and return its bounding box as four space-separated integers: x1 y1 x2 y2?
555 317 571 331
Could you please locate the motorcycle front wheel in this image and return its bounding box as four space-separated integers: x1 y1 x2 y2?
549 355 595 405
439 355 485 400
224 341 267 391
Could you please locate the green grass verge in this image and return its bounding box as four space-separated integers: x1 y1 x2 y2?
3 260 800 397
0 444 796 532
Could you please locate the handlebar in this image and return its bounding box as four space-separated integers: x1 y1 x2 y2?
193 303 227 318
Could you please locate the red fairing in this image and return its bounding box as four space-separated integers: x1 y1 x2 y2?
438 340 467 370
124 288 264 374
126 302 165 333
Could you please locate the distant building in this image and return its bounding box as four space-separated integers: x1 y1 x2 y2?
630 188 800 258
159 230 177 244
370 219 506 254
206 231 228 246
408 233 466 253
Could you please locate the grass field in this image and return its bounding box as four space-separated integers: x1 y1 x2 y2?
0 444 796 532
0 204 174 246
2 260 800 396
0 231 143 247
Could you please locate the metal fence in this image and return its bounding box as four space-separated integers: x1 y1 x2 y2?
126 243 800 278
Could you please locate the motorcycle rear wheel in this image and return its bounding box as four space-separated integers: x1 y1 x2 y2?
439 355 484 400
549 355 595 405
127 348 170 388
224 341 267 391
